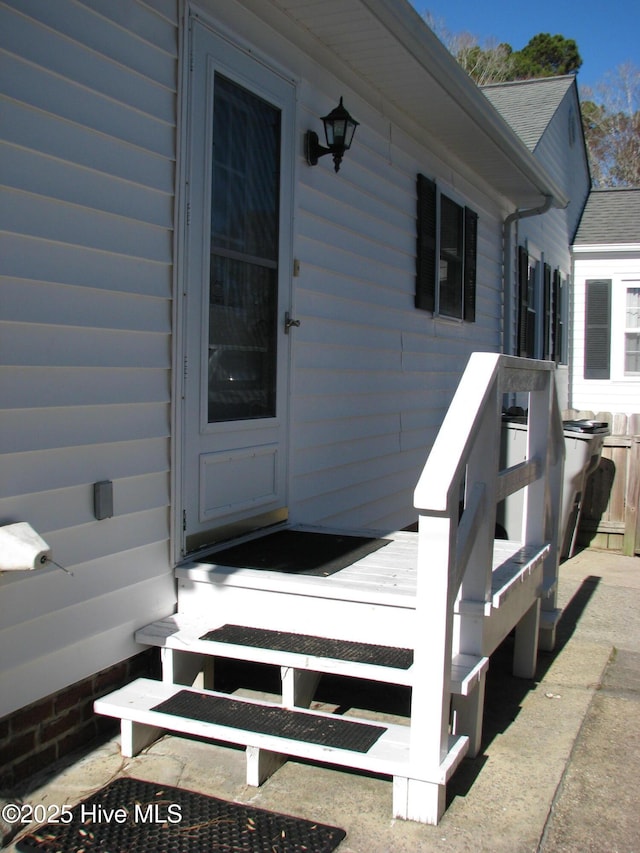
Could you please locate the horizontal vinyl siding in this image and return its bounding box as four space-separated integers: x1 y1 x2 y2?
534 93 590 239
0 0 178 717
290 86 503 531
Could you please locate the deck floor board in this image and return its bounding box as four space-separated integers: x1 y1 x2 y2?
177 528 546 608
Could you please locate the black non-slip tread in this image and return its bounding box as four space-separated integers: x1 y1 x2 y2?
200 624 414 670
16 776 346 853
152 689 387 753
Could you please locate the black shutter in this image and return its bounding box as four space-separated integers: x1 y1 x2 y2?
517 246 529 357
552 269 563 363
543 263 552 359
463 207 477 322
584 279 611 379
415 173 437 312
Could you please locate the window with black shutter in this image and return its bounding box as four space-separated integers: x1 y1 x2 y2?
415 174 477 322
584 279 611 379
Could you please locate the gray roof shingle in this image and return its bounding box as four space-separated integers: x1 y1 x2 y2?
482 76 576 151
573 189 640 245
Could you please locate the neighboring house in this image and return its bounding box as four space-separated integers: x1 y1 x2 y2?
571 188 640 414
482 76 592 408
1 0 570 763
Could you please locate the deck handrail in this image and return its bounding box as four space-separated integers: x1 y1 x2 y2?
414 353 557 513
408 353 565 782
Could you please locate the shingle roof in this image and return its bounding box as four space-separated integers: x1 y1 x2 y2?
481 76 576 151
573 189 640 245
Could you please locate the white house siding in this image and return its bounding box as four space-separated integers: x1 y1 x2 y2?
531 87 590 242
0 0 178 717
571 253 640 413
292 139 504 530
183 1 509 536
251 37 506 531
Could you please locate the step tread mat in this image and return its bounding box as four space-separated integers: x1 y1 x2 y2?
152 689 386 753
16 776 346 853
200 624 414 669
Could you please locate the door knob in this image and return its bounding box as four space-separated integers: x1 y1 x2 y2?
284 312 301 333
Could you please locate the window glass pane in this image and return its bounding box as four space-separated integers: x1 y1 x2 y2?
439 195 463 318
208 256 277 421
625 332 640 374
626 287 640 329
211 75 280 260
208 75 281 423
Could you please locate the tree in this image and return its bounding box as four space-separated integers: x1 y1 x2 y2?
512 33 582 79
424 13 582 84
456 37 515 86
581 63 640 187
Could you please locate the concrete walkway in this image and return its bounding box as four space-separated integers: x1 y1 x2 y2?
3 548 639 852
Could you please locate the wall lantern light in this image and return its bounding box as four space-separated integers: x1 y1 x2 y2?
305 97 359 173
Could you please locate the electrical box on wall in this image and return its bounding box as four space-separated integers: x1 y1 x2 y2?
94 481 113 520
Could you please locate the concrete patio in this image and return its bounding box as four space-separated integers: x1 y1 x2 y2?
3 546 639 852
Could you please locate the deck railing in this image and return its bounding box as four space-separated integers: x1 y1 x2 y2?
409 353 565 792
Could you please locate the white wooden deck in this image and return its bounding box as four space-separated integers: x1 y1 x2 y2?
98 354 566 826
138 528 547 698
179 528 549 601
167 527 549 650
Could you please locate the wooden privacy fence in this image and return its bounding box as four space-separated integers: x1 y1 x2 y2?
564 411 640 556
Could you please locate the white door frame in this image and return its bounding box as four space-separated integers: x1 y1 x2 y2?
172 9 297 561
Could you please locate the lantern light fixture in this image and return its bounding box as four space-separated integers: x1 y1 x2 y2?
305 97 359 173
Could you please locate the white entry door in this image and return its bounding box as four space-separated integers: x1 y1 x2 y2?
181 20 295 554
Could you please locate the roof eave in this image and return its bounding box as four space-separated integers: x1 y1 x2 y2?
357 0 570 208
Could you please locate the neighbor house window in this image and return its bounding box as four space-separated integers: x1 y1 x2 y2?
416 174 477 321
624 286 640 375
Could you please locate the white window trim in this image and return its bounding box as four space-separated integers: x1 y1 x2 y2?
612 278 640 380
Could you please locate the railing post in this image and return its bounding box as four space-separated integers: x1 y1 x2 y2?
520 368 564 653
410 510 456 773
522 378 550 548
455 373 501 652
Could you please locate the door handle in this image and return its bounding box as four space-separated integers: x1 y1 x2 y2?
284 312 301 334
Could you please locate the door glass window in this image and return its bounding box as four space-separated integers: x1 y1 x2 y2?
208 75 281 422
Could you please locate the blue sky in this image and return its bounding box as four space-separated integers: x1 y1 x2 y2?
411 1 640 90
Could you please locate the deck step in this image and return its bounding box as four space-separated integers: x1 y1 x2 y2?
451 653 489 696
94 678 469 786
200 624 413 668
137 617 487 695
490 543 550 609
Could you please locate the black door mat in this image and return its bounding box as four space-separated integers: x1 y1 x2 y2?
16 777 346 853
203 530 390 576
200 624 414 670
152 690 386 753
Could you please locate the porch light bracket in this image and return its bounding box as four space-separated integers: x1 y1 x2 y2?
305 97 359 173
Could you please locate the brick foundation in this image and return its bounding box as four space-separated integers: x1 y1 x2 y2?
0 649 160 789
